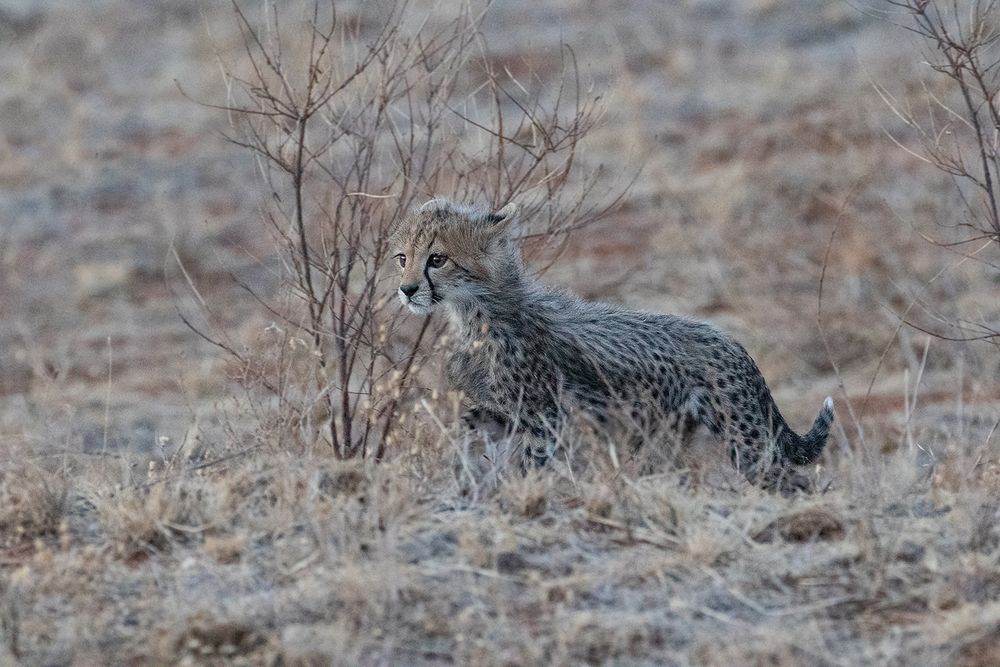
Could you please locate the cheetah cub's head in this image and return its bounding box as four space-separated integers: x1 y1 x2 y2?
390 198 519 314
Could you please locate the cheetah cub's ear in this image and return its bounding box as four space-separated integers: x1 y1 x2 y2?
419 197 451 213
485 202 518 232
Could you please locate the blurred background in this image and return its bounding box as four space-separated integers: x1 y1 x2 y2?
0 0 996 461
5 2 1000 664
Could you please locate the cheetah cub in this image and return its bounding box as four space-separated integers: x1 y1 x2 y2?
390 198 834 487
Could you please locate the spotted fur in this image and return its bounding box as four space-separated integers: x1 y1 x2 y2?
390 198 834 486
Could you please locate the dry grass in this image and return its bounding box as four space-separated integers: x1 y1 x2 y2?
2 0 1000 665
3 425 1000 665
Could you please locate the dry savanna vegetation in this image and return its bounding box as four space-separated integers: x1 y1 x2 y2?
1 0 1000 665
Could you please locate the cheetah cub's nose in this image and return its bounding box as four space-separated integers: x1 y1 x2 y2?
399 284 420 298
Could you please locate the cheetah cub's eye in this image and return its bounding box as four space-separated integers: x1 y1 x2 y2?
427 254 448 269
394 254 406 268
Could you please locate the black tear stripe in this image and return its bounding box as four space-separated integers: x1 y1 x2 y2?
424 261 440 303
424 234 439 302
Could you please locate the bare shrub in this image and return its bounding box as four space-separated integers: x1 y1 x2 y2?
884 1 1000 248
877 0 1000 342
177 0 621 461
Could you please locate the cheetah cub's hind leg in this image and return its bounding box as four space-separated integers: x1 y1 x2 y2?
631 409 700 477
682 376 834 492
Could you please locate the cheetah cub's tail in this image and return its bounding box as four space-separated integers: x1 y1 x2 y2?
782 397 835 465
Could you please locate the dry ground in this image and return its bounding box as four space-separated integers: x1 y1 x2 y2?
1 0 1000 665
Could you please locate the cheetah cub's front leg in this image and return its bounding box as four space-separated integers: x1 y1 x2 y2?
460 403 558 471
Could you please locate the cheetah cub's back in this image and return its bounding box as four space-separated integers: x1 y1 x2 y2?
390 198 834 488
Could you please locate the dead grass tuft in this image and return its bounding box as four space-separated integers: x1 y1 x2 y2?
0 463 68 544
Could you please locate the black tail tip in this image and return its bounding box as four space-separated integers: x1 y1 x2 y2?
784 396 834 466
